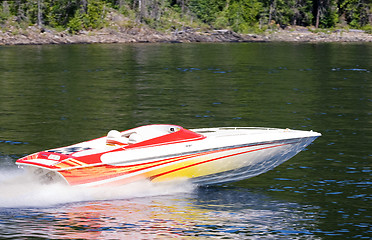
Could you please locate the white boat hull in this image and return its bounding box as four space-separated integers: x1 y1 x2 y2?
16 125 321 187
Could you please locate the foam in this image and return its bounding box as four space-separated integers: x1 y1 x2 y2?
0 168 195 208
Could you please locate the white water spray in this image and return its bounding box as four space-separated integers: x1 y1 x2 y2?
0 168 195 208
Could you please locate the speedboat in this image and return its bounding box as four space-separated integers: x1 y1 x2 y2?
16 124 321 187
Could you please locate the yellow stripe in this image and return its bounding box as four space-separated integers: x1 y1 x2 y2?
68 158 87 166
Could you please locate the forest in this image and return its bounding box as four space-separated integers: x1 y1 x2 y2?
0 0 371 34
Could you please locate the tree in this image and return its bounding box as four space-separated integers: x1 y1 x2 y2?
0 0 371 34
43 0 79 28
227 0 263 32
340 0 372 27
314 0 338 28
0 1 11 23
189 0 225 24
37 0 43 27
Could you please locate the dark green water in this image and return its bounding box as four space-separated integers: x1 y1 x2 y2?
0 43 371 239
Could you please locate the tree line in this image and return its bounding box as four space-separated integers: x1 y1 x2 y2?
1 0 371 33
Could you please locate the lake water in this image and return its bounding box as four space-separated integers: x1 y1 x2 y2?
0 42 371 239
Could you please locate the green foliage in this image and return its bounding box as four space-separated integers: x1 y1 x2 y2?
214 10 229 29
340 0 371 28
46 0 79 28
0 0 371 34
189 0 226 24
67 10 84 33
259 0 314 27
227 0 263 32
362 24 372 34
85 0 106 29
119 4 136 19
65 0 106 33
315 0 338 28
0 1 12 24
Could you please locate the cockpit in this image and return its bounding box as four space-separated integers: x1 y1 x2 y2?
105 124 181 146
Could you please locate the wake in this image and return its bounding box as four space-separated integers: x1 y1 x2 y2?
0 168 195 208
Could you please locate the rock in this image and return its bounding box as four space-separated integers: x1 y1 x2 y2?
1 25 371 45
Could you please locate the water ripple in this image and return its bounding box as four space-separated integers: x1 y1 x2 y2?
331 68 370 72
0 140 28 145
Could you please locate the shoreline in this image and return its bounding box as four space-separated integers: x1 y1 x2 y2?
1 25 371 45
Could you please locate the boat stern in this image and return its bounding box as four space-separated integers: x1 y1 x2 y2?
16 152 71 185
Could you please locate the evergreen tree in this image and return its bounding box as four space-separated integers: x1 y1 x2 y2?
340 0 372 28
0 0 371 33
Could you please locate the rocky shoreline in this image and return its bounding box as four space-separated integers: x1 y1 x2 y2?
1 25 371 45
